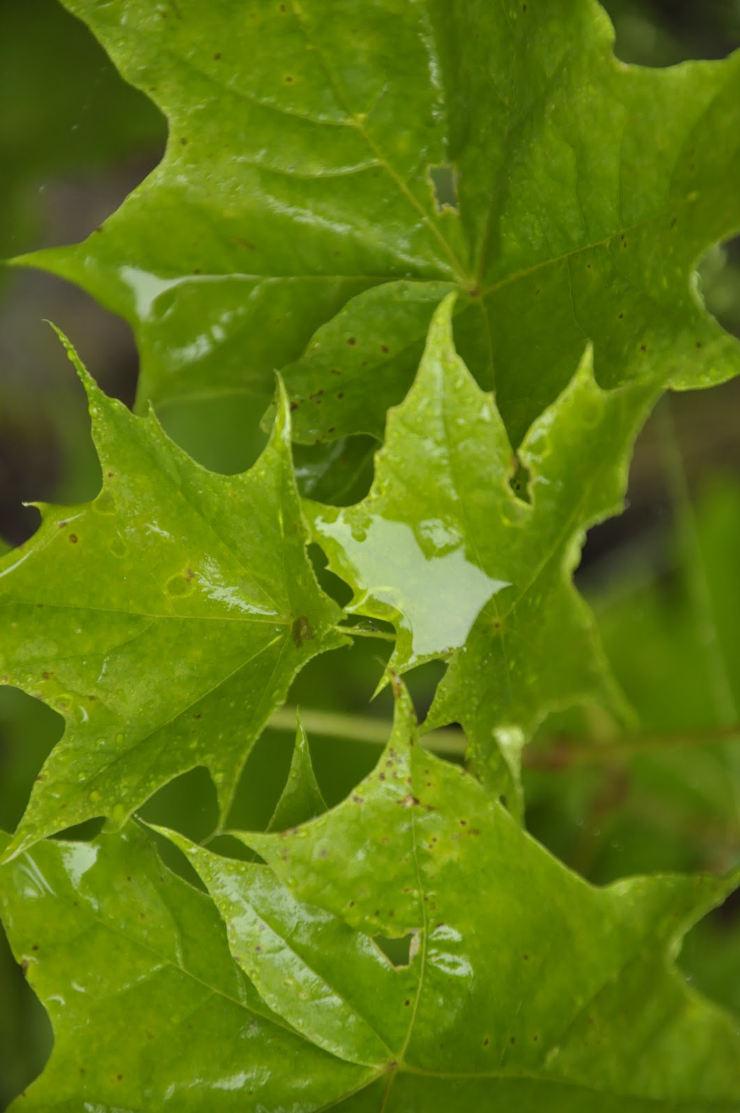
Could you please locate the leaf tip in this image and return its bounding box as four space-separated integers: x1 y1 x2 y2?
271 374 293 441
45 320 100 400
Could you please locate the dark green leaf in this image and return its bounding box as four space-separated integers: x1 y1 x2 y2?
19 0 740 453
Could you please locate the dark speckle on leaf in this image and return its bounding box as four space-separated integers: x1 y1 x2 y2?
291 615 313 646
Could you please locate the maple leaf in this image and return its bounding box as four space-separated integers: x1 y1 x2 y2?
3 691 736 1109
0 825 374 1111
163 686 739 1111
15 0 740 459
0 334 344 858
308 295 656 802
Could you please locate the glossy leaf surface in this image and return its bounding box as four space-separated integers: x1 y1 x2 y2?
0 826 373 1110
310 296 656 798
0 339 344 857
268 713 327 831
171 689 740 1111
20 0 740 451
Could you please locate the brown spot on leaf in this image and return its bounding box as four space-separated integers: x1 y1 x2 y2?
291 615 314 646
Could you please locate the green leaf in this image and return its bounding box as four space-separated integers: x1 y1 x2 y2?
0 335 344 858
19 1 740 454
0 825 374 1110
309 296 656 801
268 711 327 831
167 687 740 1110
160 829 415 1068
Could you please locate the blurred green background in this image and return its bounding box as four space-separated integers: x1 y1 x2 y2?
1 0 739 1105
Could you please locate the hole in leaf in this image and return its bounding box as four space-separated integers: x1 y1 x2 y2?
508 456 532 503
372 932 416 968
606 2 739 67
428 164 459 211
696 234 740 341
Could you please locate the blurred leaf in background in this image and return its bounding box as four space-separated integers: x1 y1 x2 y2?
526 469 740 1012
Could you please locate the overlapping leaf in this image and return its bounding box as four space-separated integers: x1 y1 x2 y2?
0 337 344 858
17 0 740 456
309 296 656 799
0 826 373 1111
2 693 737 1110
159 687 738 1110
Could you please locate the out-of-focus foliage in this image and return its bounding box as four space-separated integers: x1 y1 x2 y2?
526 473 740 1012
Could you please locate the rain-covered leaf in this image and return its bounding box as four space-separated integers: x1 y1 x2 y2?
0 825 374 1111
18 0 740 453
158 687 740 1111
267 712 327 831
310 296 656 801
0 337 344 858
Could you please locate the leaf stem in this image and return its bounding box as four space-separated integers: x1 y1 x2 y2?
267 706 740 766
334 623 397 642
268 705 465 756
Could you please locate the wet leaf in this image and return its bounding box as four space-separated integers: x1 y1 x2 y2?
0 336 344 858
310 296 656 803
267 711 327 831
159 688 740 1111
0 826 373 1110
18 0 740 454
